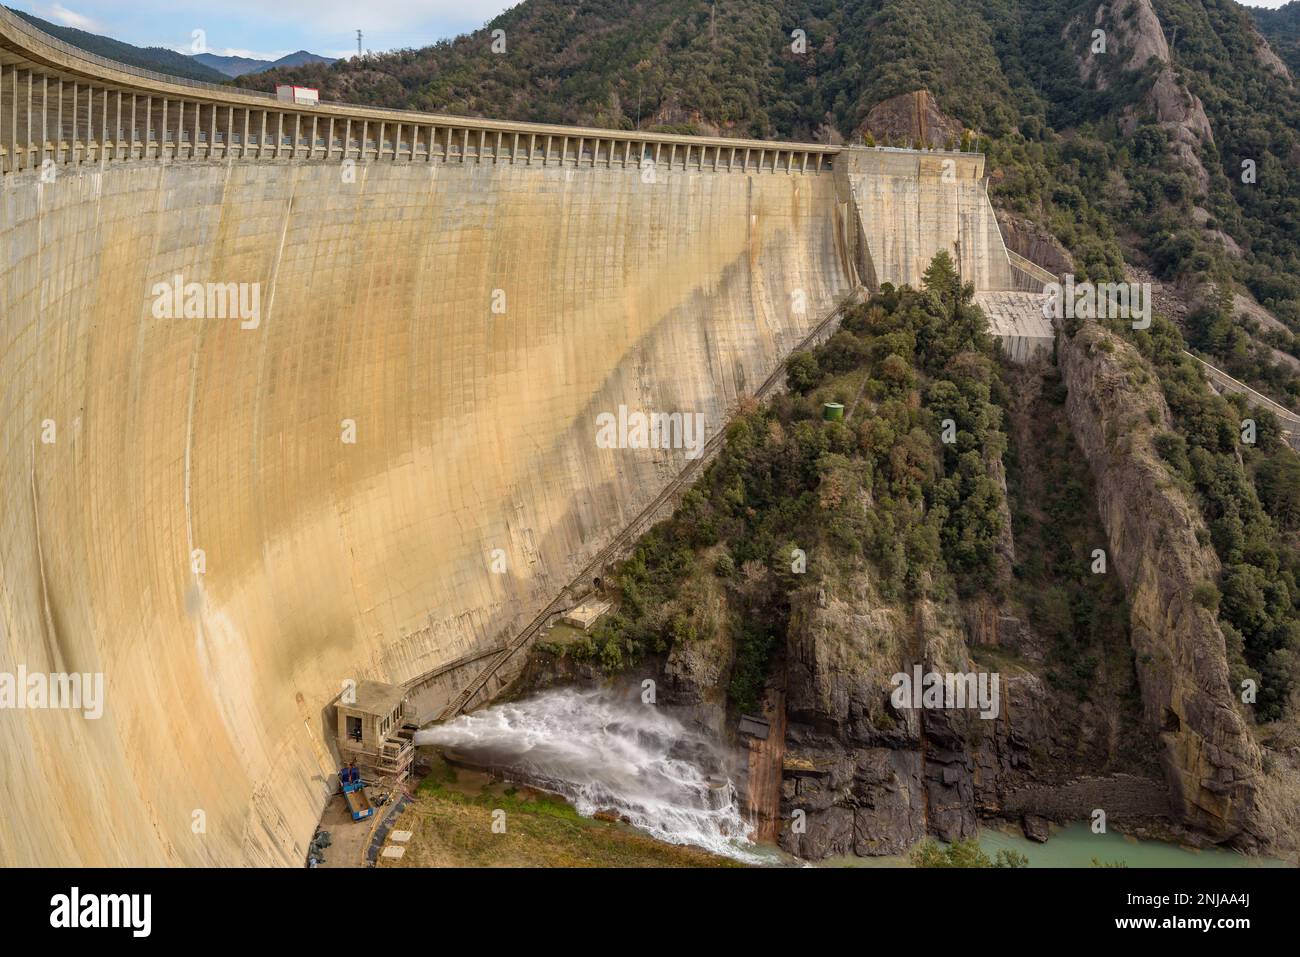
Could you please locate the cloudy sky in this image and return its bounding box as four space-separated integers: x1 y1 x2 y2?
4 0 1292 62
7 1 520 60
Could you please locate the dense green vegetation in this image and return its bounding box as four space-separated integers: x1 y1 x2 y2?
565 256 1010 711
910 837 1028 868
1253 0 1300 74
1003 364 1138 712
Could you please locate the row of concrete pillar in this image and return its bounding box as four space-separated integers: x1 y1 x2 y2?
0 60 835 176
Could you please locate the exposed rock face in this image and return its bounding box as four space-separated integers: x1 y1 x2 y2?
1249 24 1292 84
1191 207 1243 258
776 568 1056 858
1070 0 1215 194
860 90 964 149
1022 813 1051 842
1057 323 1265 845
1132 70 1214 194
1003 773 1173 823
663 574 732 709
995 210 1075 278
664 628 731 705
1076 0 1170 83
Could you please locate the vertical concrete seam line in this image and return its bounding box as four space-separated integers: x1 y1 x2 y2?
338 162 371 621
916 154 923 279
130 162 171 475
29 443 62 672
183 290 206 607
262 164 298 331
247 163 300 625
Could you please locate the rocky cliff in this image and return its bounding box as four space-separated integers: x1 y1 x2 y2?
1057 322 1266 845
514 337 1261 860
994 210 1075 278
775 568 1057 858
1069 0 1215 193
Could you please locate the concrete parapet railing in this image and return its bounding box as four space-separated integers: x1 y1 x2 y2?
0 7 839 175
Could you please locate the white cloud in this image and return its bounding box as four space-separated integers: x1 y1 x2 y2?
16 0 518 55
47 3 104 32
169 0 514 38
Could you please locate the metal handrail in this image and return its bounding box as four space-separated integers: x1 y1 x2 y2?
1184 351 1300 427
437 290 862 721
1006 249 1060 286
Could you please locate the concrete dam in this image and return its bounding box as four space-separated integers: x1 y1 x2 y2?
0 11 1047 866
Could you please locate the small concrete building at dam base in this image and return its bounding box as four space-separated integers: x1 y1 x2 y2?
0 9 1054 866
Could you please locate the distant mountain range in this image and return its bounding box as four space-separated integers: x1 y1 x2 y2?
12 10 335 83
192 50 337 78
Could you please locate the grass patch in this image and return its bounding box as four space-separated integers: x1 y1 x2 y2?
388 760 742 868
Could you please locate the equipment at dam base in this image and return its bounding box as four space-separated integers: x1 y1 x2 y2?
339 765 372 822
0 8 1056 867
334 680 415 787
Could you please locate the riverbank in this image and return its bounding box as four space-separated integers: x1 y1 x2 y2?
375 756 741 868
822 821 1293 868
977 822 1292 868
351 752 1293 868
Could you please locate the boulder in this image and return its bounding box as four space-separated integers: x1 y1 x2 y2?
1022 813 1052 843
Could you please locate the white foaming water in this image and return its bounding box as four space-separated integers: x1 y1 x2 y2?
415 687 758 861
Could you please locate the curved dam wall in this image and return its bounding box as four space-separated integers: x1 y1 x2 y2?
0 156 854 865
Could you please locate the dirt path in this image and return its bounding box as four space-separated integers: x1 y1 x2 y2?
312 794 374 868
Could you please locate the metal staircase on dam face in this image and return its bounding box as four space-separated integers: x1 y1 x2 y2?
435 254 1288 719
436 294 863 722
378 734 415 779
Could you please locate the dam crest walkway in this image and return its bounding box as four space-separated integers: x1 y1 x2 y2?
0 8 841 177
